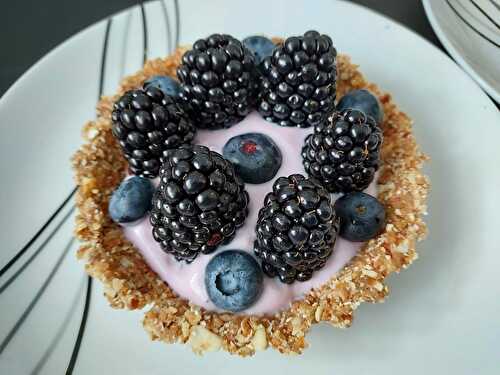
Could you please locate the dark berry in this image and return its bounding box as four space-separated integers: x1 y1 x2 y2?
111 87 196 178
334 192 385 241
205 250 263 312
302 109 382 193
109 176 154 223
222 132 282 184
336 89 384 124
143 75 181 98
254 174 338 284
258 30 337 127
242 35 275 64
177 34 258 129
150 145 249 262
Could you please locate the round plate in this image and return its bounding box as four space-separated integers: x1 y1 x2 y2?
423 0 500 103
1 0 499 374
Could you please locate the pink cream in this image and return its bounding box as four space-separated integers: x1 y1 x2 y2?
123 111 376 315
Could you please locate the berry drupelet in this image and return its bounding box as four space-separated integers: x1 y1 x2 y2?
177 33 258 129
258 30 337 128
254 174 338 284
150 145 249 262
111 86 196 178
302 109 382 193
336 89 384 125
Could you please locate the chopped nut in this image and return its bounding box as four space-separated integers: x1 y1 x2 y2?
112 278 124 292
120 258 133 268
184 309 201 325
290 317 304 336
362 269 378 278
188 326 222 354
315 305 324 322
394 240 409 253
251 326 268 351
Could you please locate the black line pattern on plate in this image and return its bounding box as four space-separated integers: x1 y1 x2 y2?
119 10 133 79
140 1 149 65
160 0 173 53
447 0 500 48
0 207 75 295
174 0 180 48
30 277 87 375
0 238 75 355
489 0 500 12
65 17 113 374
0 187 77 278
65 277 92 375
469 0 500 29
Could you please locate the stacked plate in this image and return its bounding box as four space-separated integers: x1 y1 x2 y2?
423 0 500 102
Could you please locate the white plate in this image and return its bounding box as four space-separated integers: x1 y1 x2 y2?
423 0 500 103
1 0 499 374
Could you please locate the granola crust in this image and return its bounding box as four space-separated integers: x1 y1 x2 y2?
72 47 429 356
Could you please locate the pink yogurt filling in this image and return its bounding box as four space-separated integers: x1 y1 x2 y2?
123 111 377 315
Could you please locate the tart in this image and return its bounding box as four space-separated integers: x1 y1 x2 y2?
72 32 429 356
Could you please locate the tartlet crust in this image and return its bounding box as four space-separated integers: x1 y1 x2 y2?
72 47 429 356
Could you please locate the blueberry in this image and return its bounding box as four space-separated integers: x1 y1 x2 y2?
334 192 385 242
222 132 282 184
109 176 154 223
242 36 275 64
205 250 263 312
143 75 181 97
336 89 384 124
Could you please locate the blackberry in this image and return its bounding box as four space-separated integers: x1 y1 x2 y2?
257 30 337 128
302 109 382 193
111 86 196 178
177 34 258 129
254 174 338 284
150 145 249 262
